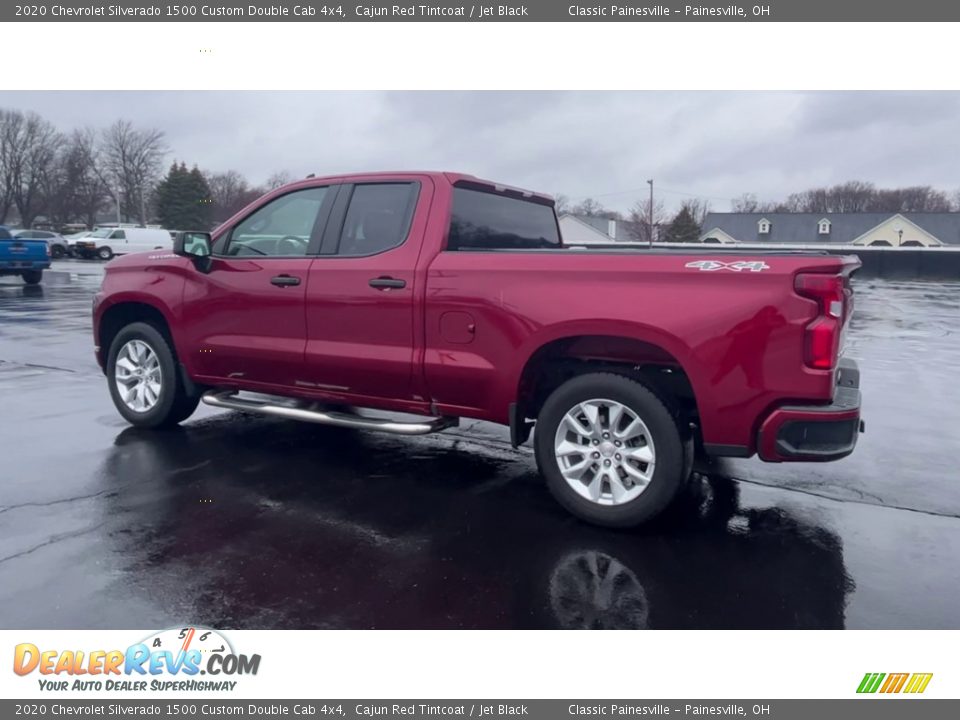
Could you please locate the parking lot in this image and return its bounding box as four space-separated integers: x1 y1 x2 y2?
1 261 958 629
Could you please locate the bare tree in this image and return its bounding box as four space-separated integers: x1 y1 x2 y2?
0 110 61 227
738 181 958 215
100 120 167 225
0 110 21 223
872 186 951 212
553 193 570 215
73 128 111 228
570 197 607 217
826 181 875 213
43 128 110 228
730 193 760 213
680 198 712 227
265 170 293 191
206 169 262 222
907 186 949 211
626 198 666 242
785 187 829 213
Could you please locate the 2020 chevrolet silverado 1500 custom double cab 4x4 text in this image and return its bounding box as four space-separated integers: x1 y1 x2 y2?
92 172 863 527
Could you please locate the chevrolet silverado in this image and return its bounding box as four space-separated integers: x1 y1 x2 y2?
92 172 863 527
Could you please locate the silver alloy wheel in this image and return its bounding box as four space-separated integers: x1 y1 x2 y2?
114 339 163 413
553 398 656 506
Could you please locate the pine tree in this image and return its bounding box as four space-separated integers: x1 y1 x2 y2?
156 162 214 230
187 166 214 230
664 206 701 243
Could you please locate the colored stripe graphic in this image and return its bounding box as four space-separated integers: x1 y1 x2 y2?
880 673 909 693
904 673 934 694
857 673 885 693
857 672 933 694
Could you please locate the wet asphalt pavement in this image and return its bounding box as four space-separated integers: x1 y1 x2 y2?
1 261 959 630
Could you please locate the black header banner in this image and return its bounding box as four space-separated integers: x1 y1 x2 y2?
4 0 959 22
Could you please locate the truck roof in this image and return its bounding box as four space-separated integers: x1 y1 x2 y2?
286 171 555 205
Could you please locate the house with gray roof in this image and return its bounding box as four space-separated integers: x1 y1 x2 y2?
559 214 637 244
700 212 960 247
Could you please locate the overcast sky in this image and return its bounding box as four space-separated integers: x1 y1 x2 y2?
1 91 958 213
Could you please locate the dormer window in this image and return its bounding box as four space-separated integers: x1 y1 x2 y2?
818 218 831 235
758 218 771 234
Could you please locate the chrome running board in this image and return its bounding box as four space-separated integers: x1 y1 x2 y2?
201 390 459 435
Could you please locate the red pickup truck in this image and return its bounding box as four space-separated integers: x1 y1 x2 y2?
92 171 863 527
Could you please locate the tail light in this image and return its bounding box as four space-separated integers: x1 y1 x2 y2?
795 273 844 370
44 243 51 257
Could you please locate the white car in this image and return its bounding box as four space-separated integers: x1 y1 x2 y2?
73 227 172 260
64 231 92 256
13 229 70 259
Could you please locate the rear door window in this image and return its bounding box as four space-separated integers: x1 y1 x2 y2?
448 187 560 250
335 183 418 256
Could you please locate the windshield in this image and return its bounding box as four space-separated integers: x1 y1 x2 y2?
89 228 114 238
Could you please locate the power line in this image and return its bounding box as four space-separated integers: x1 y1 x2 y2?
659 187 742 203
568 184 740 204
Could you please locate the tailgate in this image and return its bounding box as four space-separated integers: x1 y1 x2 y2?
0 239 49 262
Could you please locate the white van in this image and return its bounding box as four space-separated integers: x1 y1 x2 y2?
75 227 172 260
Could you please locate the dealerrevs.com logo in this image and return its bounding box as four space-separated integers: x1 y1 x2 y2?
13 627 261 693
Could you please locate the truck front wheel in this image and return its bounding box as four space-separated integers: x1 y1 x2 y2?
106 322 199 428
534 372 687 528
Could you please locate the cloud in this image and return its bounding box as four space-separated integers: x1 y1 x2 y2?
1 90 958 213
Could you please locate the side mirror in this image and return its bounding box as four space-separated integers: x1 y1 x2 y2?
174 231 213 273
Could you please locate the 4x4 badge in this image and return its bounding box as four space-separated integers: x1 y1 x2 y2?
685 260 770 272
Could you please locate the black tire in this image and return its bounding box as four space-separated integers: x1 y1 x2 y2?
22 270 43 285
106 322 199 428
51 245 66 259
97 246 113 260
534 372 687 528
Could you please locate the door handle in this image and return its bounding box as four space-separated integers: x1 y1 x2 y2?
270 274 301 287
368 277 406 290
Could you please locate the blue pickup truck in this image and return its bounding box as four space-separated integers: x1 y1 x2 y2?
0 225 50 284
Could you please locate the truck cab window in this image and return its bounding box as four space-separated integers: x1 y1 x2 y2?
227 186 329 257
448 187 560 250
337 183 417 256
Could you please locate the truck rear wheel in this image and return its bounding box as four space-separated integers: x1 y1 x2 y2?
106 322 199 428
534 372 687 528
22 270 43 285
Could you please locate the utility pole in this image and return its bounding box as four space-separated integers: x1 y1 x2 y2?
646 179 654 247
